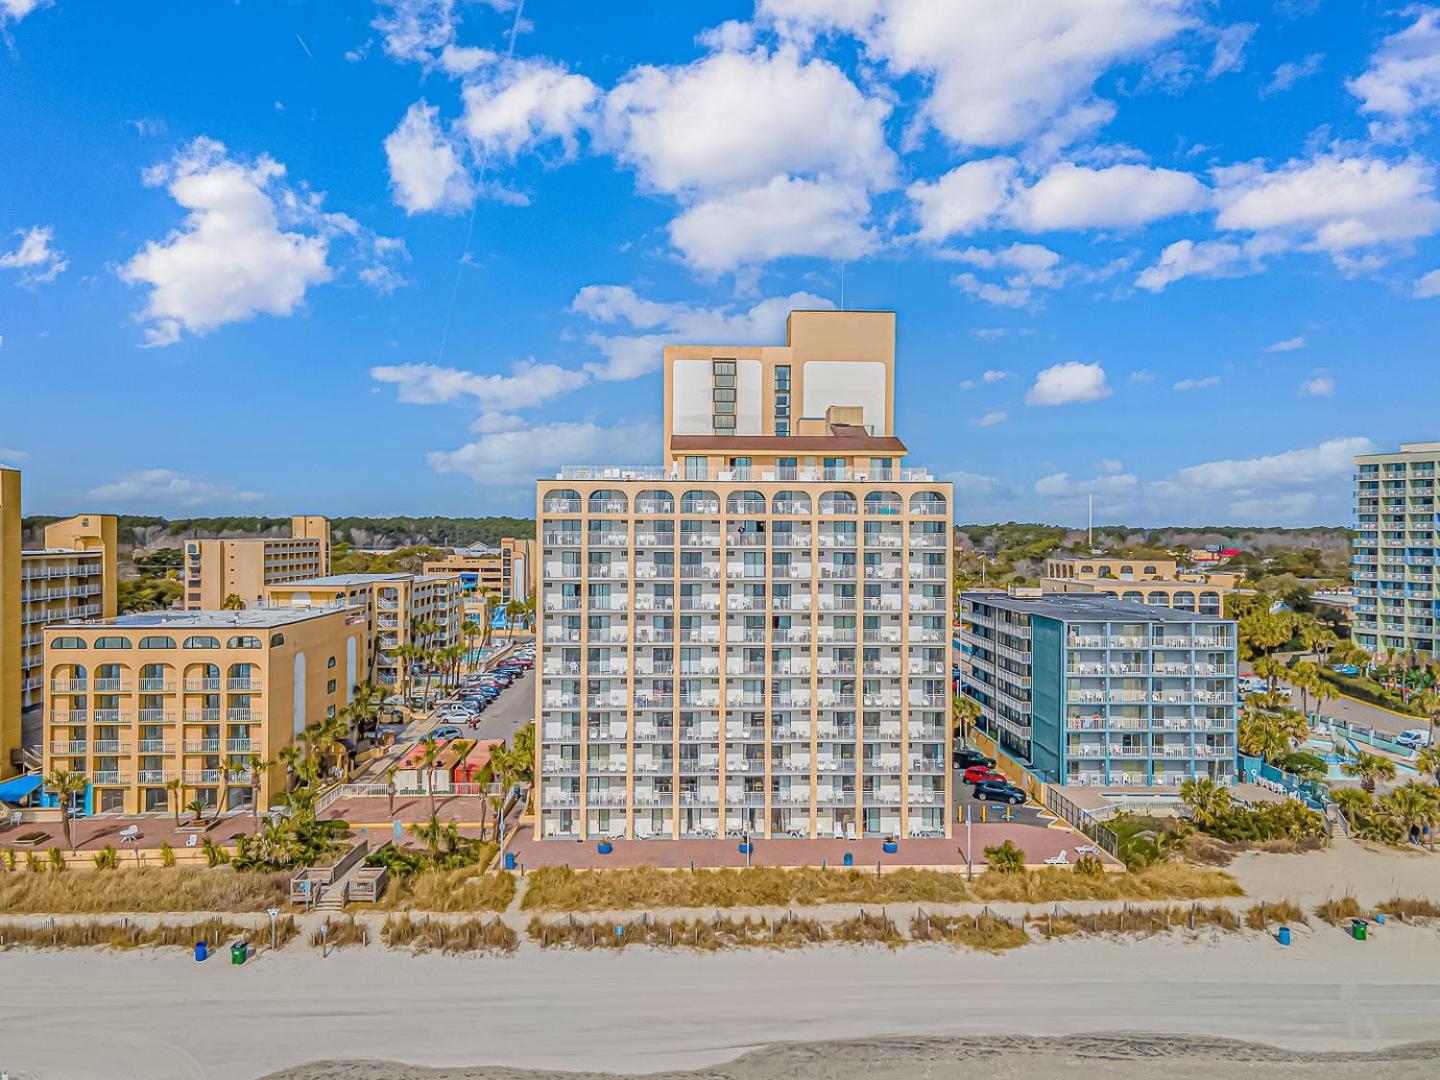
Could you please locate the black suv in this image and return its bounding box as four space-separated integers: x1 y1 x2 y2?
972 779 1025 805
952 747 997 770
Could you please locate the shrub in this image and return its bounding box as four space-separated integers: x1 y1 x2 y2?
1314 895 1364 924
201 838 230 868
983 840 1026 873
382 915 518 954
24 852 42 874
0 866 288 913
1244 899 1306 929
310 917 369 949
1199 800 1329 845
1377 896 1440 920
92 846 119 871
47 847 66 872
1074 855 1105 877
910 913 1029 951
159 842 176 868
382 865 514 913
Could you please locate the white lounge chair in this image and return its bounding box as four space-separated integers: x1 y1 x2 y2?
845 822 857 841
6 811 21 828
1076 843 1101 856
118 825 140 844
185 834 199 848
1043 850 1069 866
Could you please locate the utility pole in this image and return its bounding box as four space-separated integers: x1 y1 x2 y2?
1087 494 1094 550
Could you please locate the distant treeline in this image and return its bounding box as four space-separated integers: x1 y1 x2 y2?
22 515 536 551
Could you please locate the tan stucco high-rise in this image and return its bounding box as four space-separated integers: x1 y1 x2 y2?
535 311 953 842
0 468 21 775
182 516 330 609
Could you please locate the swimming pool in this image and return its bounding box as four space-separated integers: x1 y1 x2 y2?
1300 736 1418 780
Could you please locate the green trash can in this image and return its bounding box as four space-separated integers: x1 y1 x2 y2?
230 941 249 965
1351 919 1367 941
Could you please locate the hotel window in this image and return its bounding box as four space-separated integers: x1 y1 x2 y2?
774 365 791 435
684 456 708 480
713 361 737 433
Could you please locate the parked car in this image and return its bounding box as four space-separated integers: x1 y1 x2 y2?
952 747 997 770
1396 729 1433 749
972 780 1026 804
430 725 465 740
962 765 1007 785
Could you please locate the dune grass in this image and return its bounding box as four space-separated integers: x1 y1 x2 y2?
518 863 1240 913
1377 896 1440 920
1244 899 1306 929
1314 895 1365 924
1032 904 1242 939
0 867 289 913
0 916 296 951
381 915 519 954
382 867 516 913
910 913 1030 951
309 917 370 949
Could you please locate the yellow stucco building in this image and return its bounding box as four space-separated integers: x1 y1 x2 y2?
182 516 330 609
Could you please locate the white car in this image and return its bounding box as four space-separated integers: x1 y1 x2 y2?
1396 729 1432 750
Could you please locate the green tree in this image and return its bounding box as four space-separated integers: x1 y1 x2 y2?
1179 776 1232 827
983 839 1025 873
46 770 87 853
1341 751 1398 794
164 778 184 826
419 737 443 819
221 593 245 610
1414 746 1440 785
1379 782 1439 848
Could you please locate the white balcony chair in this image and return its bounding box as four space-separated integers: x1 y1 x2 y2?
118 825 140 844
1043 850 1069 866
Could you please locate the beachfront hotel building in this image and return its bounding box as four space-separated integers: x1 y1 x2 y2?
959 591 1238 787
1041 555 1239 617
41 606 367 815
423 537 535 626
1353 441 1440 656
182 516 331 609
534 310 954 841
0 466 119 775
264 572 463 692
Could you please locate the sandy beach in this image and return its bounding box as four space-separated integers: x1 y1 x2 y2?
1 923 1439 1079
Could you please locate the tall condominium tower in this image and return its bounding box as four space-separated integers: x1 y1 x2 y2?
534 310 954 842
1353 441 1440 656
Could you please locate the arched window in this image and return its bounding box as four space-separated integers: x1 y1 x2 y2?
587 489 628 514
864 491 902 516
50 636 87 650
1145 591 1169 606
1120 565 1134 577
680 490 720 515
183 635 220 649
1173 591 1196 611
819 491 857 515
1122 590 1143 603
138 635 176 649
726 490 767 515
1078 566 1095 576
226 635 262 649
94 636 132 649
771 491 810 515
542 488 581 514
908 491 947 516
1143 565 1158 576
635 489 674 515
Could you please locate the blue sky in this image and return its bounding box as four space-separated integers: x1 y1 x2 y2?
2 0 1439 527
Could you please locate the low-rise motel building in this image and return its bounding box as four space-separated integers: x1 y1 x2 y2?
959 590 1239 788
264 573 463 693
181 515 331 609
1040 554 1241 617
41 607 368 815
423 539 535 628
1 465 119 776
534 310 954 842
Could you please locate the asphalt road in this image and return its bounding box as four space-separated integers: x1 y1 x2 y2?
1240 660 1424 739
470 664 535 743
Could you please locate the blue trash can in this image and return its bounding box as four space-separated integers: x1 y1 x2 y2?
1277 926 1291 946
597 841 613 855
738 841 753 854
503 851 517 871
882 840 898 854
194 940 208 962
842 852 854 867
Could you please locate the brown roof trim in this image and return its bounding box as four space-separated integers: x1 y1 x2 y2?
669 434 908 453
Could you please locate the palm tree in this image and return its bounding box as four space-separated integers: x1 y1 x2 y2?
385 764 398 819
46 769 87 853
1414 746 1440 786
1412 690 1440 749
1238 712 1290 761
1380 782 1440 848
248 756 275 818
1179 776 1231 827
952 694 980 740
1342 751 1398 794
185 796 209 827
503 599 526 631
1251 654 1288 692
1311 678 1335 726
221 593 246 610
1331 786 1374 831
347 681 386 743
1290 661 1322 718
164 778 184 826
419 737 443 819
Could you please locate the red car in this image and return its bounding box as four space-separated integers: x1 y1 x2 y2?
963 765 1007 785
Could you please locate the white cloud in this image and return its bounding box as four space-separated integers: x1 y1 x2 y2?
370 359 588 411
385 101 473 214
1129 369 1156 383
88 469 265 510
1262 53 1324 96
943 468 1015 500
1006 162 1207 231
1156 436 1374 498
1206 22 1255 78
1173 375 1220 390
1098 458 1124 473
460 58 599 162
1266 335 1306 352
1213 154 1440 266
372 0 460 67
1 0 48 24
1034 470 1140 499
1415 268 1440 298
762 0 1196 151
1026 361 1112 406
948 242 1063 307
120 139 405 346
0 448 27 464
572 285 834 380
0 226 68 285
1299 373 1334 397
1347 8 1440 137
697 20 755 53
971 410 1008 428
601 46 895 197
910 159 1205 239
667 176 876 272
981 369 1010 384
1134 235 1274 292
428 419 659 489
